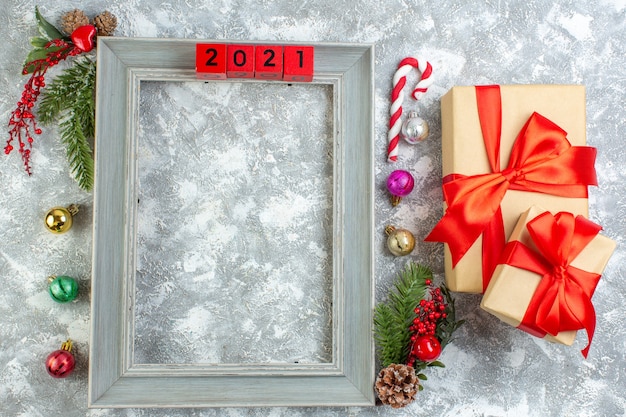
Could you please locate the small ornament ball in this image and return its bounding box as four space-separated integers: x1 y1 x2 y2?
385 225 416 256
44 204 79 234
386 170 415 206
48 275 79 303
46 340 76 378
412 335 442 362
401 111 429 144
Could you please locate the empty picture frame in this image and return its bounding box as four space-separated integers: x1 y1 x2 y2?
89 37 375 408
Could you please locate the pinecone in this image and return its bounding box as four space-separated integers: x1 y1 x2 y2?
375 363 419 408
61 9 89 35
93 11 117 36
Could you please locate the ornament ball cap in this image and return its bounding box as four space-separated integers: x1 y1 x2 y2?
60 339 73 353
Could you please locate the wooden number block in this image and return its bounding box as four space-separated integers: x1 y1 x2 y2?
196 43 227 80
227 44 255 78
254 45 283 80
283 46 314 82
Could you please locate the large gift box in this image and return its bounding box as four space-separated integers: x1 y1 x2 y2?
426 85 598 293
480 206 616 357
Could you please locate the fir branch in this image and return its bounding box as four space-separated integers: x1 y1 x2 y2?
374 263 430 368
38 57 96 191
59 113 94 191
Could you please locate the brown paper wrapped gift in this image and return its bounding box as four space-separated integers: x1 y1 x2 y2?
426 85 597 293
480 206 616 355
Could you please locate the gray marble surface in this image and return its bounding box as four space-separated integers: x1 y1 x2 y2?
134 80 334 365
1 1 625 416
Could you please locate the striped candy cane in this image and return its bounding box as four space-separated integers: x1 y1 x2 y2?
387 57 433 162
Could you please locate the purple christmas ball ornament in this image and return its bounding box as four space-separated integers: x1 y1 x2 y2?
386 170 415 206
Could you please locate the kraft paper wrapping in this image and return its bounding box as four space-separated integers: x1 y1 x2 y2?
440 85 589 293
480 205 616 345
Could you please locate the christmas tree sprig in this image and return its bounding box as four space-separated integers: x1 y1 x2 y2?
6 7 116 185
374 262 464 407
374 262 429 368
38 57 96 191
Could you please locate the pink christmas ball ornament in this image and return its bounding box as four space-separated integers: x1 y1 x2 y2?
386 170 415 206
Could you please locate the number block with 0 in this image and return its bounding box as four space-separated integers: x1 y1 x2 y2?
227 44 255 79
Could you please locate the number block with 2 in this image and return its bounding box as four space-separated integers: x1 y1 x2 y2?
255 45 283 80
283 46 314 82
196 43 227 80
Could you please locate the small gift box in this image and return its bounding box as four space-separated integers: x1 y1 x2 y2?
426 85 598 293
480 206 616 357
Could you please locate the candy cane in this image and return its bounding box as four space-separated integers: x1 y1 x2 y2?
387 57 433 162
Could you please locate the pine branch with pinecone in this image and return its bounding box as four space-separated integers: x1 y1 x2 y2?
5 7 118 188
373 262 464 408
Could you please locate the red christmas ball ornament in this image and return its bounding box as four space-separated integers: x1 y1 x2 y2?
412 335 442 362
45 339 76 378
70 25 97 52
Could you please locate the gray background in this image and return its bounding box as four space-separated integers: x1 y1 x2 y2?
134 80 335 365
1 1 624 417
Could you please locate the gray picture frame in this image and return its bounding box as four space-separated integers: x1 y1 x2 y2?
88 37 375 408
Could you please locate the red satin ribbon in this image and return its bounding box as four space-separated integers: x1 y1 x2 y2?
499 211 602 358
425 85 598 290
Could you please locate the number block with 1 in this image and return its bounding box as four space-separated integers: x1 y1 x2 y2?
283 46 314 82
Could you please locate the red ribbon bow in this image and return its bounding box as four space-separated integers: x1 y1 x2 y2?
499 211 603 358
425 85 598 289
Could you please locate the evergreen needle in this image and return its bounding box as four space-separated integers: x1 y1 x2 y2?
38 57 96 191
374 262 430 368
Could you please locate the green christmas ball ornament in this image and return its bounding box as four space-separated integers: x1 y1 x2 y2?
48 275 79 303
